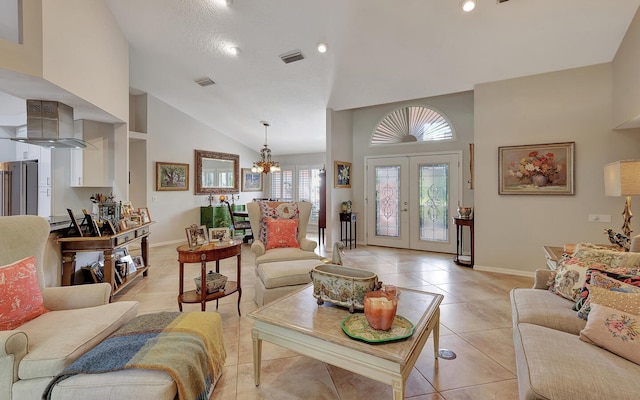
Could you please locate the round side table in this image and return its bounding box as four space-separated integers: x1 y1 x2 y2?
176 240 242 314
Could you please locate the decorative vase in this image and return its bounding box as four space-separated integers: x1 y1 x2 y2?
364 290 398 331
531 175 548 187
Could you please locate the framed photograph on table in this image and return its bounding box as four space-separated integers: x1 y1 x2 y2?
156 162 189 191
241 168 263 192
498 142 575 195
334 161 352 188
132 255 145 270
138 207 151 223
186 224 209 248
209 227 230 242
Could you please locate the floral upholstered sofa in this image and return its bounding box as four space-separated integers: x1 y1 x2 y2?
511 242 640 400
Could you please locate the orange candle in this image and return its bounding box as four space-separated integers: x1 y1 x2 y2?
364 291 398 331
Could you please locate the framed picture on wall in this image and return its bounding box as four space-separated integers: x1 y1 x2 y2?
334 161 352 188
241 168 263 192
156 162 189 191
498 142 575 195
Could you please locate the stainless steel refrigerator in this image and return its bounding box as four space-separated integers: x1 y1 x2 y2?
0 160 38 216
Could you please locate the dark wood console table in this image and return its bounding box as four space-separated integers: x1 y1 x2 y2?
176 240 242 314
453 217 474 267
58 222 153 299
340 212 357 249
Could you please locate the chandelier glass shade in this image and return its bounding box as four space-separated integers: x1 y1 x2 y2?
251 121 281 174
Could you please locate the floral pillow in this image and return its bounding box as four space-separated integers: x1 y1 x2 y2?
265 218 300 250
550 257 608 301
579 303 640 365
0 256 48 330
572 244 640 269
574 268 640 313
258 201 299 244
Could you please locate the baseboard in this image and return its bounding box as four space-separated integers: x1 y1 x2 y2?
473 264 535 278
151 238 185 248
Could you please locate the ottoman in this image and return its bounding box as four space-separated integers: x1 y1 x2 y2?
255 259 324 306
46 312 226 400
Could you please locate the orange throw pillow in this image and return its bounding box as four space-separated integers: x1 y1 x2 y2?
265 218 300 250
0 256 48 330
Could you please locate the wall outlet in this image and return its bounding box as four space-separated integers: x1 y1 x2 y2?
588 214 611 223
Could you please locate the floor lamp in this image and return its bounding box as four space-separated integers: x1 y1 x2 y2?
604 160 640 237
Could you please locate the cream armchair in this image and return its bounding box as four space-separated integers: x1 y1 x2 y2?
247 201 319 265
0 216 138 400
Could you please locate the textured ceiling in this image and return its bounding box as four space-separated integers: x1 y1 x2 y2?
2 0 640 155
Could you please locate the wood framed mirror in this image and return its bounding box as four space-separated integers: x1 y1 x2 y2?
195 150 239 194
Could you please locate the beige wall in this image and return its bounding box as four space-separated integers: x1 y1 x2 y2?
350 91 475 247
145 95 260 245
613 7 640 129
327 108 354 245
0 0 43 77
475 63 640 275
41 0 129 123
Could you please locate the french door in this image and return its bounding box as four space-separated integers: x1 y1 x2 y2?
365 153 461 253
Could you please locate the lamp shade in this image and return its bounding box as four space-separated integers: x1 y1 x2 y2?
604 160 640 197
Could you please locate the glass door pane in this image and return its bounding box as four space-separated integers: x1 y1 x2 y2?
419 163 449 242
375 165 401 237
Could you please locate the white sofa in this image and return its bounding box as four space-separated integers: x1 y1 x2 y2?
511 258 640 399
0 216 138 400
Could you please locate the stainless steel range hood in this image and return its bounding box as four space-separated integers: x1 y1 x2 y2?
10 100 90 149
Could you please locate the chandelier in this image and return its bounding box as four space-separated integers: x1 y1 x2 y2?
251 121 281 174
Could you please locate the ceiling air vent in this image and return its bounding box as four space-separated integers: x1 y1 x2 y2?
195 77 215 87
280 50 305 64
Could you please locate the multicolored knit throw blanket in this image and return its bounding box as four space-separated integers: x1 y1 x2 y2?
43 312 226 400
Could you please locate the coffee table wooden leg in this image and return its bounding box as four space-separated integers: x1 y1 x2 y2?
252 329 262 386
433 312 440 358
392 378 404 400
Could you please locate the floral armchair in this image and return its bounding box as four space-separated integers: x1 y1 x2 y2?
247 201 319 265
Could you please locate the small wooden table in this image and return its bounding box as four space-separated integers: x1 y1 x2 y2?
58 222 153 299
176 240 242 314
453 217 474 267
339 212 357 249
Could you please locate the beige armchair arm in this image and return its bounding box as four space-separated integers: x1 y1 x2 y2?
0 330 28 391
533 269 555 290
42 283 112 310
299 238 318 252
251 240 266 258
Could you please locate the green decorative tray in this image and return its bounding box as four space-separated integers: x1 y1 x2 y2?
341 314 414 343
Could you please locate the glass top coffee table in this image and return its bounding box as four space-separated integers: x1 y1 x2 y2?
248 285 443 399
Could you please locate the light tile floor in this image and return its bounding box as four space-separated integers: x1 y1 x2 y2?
117 240 533 400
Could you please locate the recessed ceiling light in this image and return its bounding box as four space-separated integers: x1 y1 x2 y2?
461 0 476 12
317 42 328 53
230 46 240 56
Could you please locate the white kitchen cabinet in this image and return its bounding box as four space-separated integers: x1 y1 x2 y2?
15 141 40 161
38 186 51 217
38 147 51 187
70 120 114 187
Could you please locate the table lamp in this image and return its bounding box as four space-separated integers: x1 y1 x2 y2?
604 160 640 237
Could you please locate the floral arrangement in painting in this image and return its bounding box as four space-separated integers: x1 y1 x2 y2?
509 151 561 186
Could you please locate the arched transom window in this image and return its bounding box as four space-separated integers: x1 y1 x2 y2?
372 106 454 144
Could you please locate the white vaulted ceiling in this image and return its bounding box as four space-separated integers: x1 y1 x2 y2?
5 1 640 155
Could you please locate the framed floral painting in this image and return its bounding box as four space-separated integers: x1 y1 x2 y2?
498 142 575 195
335 161 352 188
